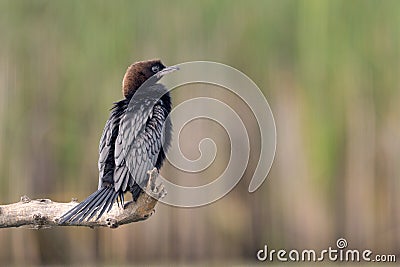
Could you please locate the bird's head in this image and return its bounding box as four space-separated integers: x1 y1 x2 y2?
122 59 178 98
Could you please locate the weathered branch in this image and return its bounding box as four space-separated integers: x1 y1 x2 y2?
0 168 165 229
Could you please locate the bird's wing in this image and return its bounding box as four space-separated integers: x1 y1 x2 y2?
114 84 169 192
61 101 128 224
98 101 127 188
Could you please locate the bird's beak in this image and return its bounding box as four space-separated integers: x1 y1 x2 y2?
156 65 180 78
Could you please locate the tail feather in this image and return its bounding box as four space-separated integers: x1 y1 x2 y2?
74 188 110 223
105 191 119 213
131 185 142 201
119 192 125 207
59 187 119 224
59 189 101 223
95 190 118 220
86 188 115 221
115 191 125 208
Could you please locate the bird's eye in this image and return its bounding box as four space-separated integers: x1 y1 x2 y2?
151 65 160 73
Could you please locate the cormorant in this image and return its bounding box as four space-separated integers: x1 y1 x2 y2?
60 59 178 223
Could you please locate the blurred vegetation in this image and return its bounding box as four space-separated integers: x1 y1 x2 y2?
0 0 399 265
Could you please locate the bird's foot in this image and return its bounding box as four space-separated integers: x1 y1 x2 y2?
146 168 167 200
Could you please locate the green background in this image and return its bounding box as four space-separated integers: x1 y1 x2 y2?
0 0 399 265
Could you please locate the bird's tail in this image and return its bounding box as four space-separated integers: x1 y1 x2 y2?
59 186 123 224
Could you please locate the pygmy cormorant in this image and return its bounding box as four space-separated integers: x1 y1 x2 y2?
60 59 178 223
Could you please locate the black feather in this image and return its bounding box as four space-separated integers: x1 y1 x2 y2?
60 62 173 223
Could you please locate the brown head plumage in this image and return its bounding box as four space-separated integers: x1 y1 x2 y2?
122 59 166 98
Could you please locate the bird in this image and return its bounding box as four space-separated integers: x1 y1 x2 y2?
59 59 178 224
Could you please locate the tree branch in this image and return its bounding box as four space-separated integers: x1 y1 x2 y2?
0 168 165 229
